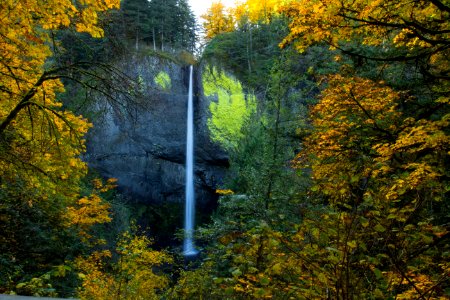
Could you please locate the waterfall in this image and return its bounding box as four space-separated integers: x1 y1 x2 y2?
183 65 197 256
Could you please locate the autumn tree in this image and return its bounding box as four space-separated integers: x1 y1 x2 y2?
234 0 286 24
277 0 449 298
284 75 449 298
201 1 235 41
76 230 172 299
0 0 120 196
279 0 449 80
187 0 449 298
0 0 123 295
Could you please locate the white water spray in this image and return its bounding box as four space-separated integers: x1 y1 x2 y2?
183 65 197 256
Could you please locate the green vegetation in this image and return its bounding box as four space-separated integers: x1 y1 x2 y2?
203 66 256 150
119 0 197 52
176 0 449 299
154 71 172 91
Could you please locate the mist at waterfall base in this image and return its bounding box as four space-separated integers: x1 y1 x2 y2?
183 65 198 256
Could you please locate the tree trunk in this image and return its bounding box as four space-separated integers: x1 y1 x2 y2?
153 28 156 51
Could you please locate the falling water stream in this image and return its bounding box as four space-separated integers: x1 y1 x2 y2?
183 65 197 256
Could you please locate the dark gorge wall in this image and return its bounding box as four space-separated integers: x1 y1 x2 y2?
84 55 228 212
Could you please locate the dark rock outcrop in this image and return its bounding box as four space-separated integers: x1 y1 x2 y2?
84 55 227 209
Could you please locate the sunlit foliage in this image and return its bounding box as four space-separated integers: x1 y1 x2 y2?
234 0 292 23
185 0 449 298
203 66 256 150
290 75 449 298
66 178 117 244
0 0 120 208
201 1 235 40
1 0 448 297
76 230 172 299
0 0 120 295
279 0 449 80
154 71 172 91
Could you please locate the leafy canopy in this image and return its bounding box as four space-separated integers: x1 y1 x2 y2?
279 0 449 80
0 0 120 201
180 0 449 298
0 0 120 294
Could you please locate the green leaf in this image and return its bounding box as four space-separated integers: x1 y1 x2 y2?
317 273 327 283
373 268 383 279
213 277 223 284
16 283 27 289
374 224 386 233
325 246 339 252
271 263 282 275
260 276 270 286
350 175 360 183
225 287 234 295
374 288 384 298
422 235 433 244
360 217 370 228
231 268 242 277
404 224 415 231
347 240 357 248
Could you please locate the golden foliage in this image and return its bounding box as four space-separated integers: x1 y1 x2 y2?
216 189 235 195
233 0 292 23
289 74 449 298
193 0 449 298
0 0 120 217
280 0 449 51
0 5 121 292
201 1 235 40
299 75 449 205
66 178 117 243
76 231 172 300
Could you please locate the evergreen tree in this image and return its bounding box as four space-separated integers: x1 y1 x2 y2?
121 0 151 50
148 0 196 51
148 0 172 51
108 0 198 52
173 0 197 51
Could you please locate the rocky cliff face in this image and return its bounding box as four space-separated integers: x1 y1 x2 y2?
84 55 228 210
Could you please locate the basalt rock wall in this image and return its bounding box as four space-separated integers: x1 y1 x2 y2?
84 55 228 210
